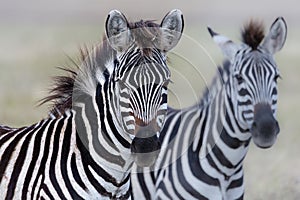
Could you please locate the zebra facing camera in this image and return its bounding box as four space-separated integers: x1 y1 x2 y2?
70 8 226 173
71 24 188 170
72 25 220 171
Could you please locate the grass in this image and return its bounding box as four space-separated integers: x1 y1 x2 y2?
0 23 299 199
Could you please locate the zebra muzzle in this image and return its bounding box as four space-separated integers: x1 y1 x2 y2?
250 103 280 148
131 126 161 167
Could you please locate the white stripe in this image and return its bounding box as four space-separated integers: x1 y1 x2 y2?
13 120 47 199
43 118 63 200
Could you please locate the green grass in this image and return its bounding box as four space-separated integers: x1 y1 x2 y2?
0 24 299 199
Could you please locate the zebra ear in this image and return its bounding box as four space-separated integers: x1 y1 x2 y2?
262 17 287 54
157 9 184 52
208 27 239 61
106 10 133 52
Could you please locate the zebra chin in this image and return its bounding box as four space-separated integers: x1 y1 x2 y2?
130 126 161 167
250 103 280 148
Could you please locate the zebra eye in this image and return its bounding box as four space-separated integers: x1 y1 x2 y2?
235 74 244 84
163 79 172 87
274 74 281 82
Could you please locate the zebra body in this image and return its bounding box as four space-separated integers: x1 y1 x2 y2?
0 10 184 199
131 17 287 199
1 111 132 199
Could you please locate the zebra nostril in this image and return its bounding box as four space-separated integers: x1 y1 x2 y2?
252 122 257 129
131 136 160 153
275 121 280 135
250 121 258 136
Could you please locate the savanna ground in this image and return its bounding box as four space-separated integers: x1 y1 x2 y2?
0 1 299 199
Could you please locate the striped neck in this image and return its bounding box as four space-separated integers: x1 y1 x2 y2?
71 80 135 183
195 82 251 177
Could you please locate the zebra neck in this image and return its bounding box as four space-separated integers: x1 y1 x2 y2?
75 130 132 189
107 80 134 144
72 88 134 184
197 86 251 176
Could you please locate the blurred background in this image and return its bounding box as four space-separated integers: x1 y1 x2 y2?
0 0 299 199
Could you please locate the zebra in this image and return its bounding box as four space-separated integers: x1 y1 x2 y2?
0 9 184 199
131 17 287 199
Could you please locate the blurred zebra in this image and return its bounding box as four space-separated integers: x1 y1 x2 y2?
0 9 184 199
131 17 287 200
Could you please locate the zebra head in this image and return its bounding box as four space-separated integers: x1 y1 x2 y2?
209 17 287 148
106 10 184 166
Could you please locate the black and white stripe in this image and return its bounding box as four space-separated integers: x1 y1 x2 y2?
131 17 287 200
0 10 184 199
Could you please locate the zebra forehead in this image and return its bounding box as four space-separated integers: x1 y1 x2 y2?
129 20 160 56
237 50 276 68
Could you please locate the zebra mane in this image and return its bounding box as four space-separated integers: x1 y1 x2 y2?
199 60 230 107
241 20 265 50
40 20 160 117
129 20 160 55
39 45 106 117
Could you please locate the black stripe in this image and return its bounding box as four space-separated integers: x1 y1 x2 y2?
194 108 208 154
6 121 44 200
220 128 242 149
30 119 56 199
211 144 234 168
164 112 181 143
0 126 27 148
103 82 130 149
49 117 67 199
119 189 131 200
157 108 177 142
225 111 234 132
93 85 126 166
41 184 55 200
156 111 180 171
22 119 51 199
167 161 184 199
227 176 243 190
76 134 111 197
0 126 13 136
136 171 151 199
174 126 209 199
60 116 84 199
227 95 249 133
156 178 172 199
150 170 156 186
189 147 220 187
70 153 86 190
95 75 118 150
160 90 168 106
235 193 244 200
0 127 29 183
